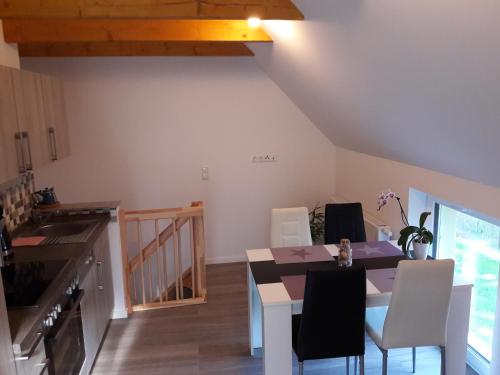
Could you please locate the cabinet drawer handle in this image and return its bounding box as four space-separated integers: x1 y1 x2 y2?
21 131 33 171
48 127 58 161
37 358 50 375
85 254 94 265
15 330 43 361
14 132 26 173
96 261 104 291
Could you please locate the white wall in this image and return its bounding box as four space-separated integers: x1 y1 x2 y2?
336 147 500 236
252 0 500 188
0 20 19 68
21 57 336 263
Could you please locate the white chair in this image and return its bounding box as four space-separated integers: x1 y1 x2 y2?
365 259 455 375
270 207 312 248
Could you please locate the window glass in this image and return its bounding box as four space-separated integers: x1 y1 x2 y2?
436 204 500 361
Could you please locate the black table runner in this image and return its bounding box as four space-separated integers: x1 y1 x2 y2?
250 255 406 285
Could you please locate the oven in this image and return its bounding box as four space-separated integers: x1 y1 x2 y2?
3 259 87 375
44 289 85 375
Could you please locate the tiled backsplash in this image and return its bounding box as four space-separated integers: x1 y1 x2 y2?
0 173 35 232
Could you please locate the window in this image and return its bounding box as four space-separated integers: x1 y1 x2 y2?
434 203 500 365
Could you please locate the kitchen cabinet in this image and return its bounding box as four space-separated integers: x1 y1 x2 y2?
10 68 51 171
0 66 71 185
80 230 113 375
94 231 114 340
40 76 71 161
80 264 99 375
0 66 23 183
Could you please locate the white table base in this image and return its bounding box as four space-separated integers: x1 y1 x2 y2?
248 267 472 375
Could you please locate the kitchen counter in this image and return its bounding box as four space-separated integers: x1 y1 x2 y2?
5 213 110 356
37 201 120 214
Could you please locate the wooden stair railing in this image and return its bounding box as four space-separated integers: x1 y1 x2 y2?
119 201 206 313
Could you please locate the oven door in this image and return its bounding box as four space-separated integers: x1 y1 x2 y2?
44 290 85 375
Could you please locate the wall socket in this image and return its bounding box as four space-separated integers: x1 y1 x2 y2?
252 154 278 163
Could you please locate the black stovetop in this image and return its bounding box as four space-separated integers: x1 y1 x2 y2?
1 259 69 309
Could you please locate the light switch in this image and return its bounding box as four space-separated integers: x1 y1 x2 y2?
202 167 209 180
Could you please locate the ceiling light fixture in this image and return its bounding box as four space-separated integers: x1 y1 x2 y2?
247 17 261 28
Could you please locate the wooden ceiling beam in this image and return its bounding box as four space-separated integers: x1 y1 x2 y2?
0 0 304 20
18 42 254 57
2 19 272 43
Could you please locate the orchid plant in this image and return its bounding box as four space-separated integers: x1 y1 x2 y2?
377 190 434 255
309 203 325 244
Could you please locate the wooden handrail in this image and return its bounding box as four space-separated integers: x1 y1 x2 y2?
123 206 203 221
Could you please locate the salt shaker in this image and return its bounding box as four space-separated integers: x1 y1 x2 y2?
338 238 352 267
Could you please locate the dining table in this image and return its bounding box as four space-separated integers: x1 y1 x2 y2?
246 240 473 375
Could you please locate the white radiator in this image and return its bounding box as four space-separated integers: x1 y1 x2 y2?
330 195 392 241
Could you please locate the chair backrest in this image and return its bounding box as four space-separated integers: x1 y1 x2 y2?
270 207 312 248
296 267 366 361
382 259 455 349
324 203 366 244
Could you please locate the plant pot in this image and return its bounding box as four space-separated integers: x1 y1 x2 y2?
412 241 429 260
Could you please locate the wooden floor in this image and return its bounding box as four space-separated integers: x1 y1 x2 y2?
92 263 478 375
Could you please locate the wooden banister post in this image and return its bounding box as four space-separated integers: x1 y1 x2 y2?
193 212 207 299
118 208 133 314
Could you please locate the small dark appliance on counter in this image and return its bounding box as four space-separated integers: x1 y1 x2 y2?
33 187 59 206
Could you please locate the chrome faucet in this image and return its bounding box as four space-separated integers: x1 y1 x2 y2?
31 207 44 224
30 207 54 225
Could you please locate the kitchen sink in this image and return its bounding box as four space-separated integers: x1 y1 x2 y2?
22 219 100 244
33 222 90 237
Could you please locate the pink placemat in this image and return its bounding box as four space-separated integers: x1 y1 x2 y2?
271 245 333 264
281 275 306 300
12 236 46 247
351 241 402 259
283 268 397 299
366 268 397 293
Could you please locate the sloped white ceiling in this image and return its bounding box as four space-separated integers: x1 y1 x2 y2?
251 0 500 188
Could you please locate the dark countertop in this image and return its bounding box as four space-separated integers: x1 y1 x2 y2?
37 200 120 213
5 213 111 356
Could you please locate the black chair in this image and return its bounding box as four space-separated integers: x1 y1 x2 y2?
292 267 367 375
324 203 367 244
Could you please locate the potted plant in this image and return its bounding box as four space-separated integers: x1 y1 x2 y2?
309 203 325 244
377 191 434 259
